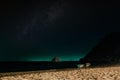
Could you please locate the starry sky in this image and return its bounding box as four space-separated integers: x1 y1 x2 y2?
0 0 120 61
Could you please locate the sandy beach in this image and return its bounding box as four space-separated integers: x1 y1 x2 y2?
0 66 120 80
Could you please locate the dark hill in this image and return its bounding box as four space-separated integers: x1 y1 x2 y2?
80 32 120 66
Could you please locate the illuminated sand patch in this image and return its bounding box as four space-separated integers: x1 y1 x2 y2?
1 66 120 80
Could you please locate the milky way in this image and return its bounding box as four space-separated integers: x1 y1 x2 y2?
0 0 120 61
16 0 68 42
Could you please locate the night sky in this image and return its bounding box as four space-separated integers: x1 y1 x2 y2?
0 0 120 61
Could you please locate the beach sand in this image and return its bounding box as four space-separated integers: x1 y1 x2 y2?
0 66 120 80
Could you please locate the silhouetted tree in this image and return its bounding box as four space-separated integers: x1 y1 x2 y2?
52 56 60 62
